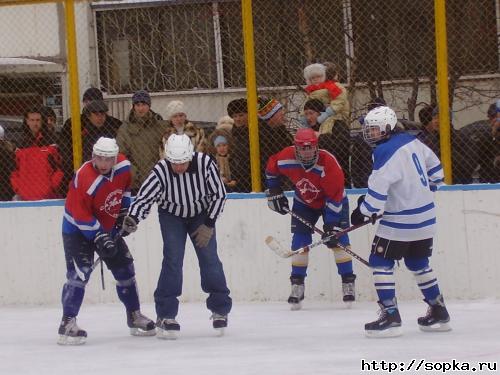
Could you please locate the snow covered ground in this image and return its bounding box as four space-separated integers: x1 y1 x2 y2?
1 299 499 375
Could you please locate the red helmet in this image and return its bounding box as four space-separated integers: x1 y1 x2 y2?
294 128 319 166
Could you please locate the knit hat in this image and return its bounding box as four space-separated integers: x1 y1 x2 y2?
82 87 103 102
258 97 283 121
216 115 234 131
488 102 497 118
303 99 325 113
85 100 108 113
419 105 435 126
227 98 247 116
0 125 4 140
213 135 228 147
132 90 151 106
41 106 56 119
303 63 326 85
165 100 186 119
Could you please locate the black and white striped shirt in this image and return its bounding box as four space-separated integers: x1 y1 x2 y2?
129 153 226 225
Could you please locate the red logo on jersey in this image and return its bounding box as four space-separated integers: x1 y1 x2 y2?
296 178 320 203
100 189 123 217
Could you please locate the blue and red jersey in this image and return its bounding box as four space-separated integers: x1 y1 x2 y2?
62 153 132 240
266 146 345 225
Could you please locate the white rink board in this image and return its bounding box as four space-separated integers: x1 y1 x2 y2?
0 187 500 306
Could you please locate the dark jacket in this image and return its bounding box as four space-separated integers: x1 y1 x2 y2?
417 127 478 184
60 114 122 195
0 140 16 200
232 121 293 192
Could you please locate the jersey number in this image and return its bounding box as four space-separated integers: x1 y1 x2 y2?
412 153 428 187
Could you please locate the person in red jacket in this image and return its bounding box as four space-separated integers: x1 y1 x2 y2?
10 107 63 200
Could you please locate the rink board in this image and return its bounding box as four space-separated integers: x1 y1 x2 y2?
0 185 499 305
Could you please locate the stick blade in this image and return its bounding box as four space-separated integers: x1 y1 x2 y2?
265 236 292 258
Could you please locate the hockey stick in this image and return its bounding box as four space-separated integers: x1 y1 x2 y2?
265 208 378 266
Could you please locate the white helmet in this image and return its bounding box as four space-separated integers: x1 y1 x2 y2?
92 137 119 158
165 134 194 164
363 106 398 145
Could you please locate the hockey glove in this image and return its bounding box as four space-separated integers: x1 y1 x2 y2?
121 216 138 237
94 232 118 258
192 224 214 248
322 224 341 248
114 207 129 230
265 187 289 215
350 195 377 225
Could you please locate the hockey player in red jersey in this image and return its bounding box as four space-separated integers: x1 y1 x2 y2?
57 137 155 345
265 128 356 309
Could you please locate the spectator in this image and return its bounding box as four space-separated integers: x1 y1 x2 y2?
418 105 477 184
216 115 234 132
80 100 122 162
257 97 294 188
41 106 57 132
475 102 500 182
10 107 64 200
0 125 16 201
164 100 206 152
60 87 122 195
302 63 349 128
208 129 237 191
302 99 351 187
116 89 168 194
226 98 251 192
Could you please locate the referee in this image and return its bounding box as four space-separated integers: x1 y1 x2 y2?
122 134 232 339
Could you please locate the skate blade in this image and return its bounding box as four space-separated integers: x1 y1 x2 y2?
214 327 225 337
156 328 178 340
344 301 353 309
57 335 86 346
365 326 402 338
130 327 156 336
419 322 452 332
289 302 302 311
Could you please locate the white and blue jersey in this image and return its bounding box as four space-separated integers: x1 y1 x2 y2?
360 133 444 241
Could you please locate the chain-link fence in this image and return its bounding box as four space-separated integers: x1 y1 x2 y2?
0 0 499 202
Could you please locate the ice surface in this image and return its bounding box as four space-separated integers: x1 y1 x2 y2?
0 300 499 375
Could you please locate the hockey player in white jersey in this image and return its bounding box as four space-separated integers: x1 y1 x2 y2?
351 106 451 338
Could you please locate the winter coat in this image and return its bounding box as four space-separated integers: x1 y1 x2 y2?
306 80 350 123
0 140 16 200
10 143 64 200
60 114 122 195
232 121 293 192
116 110 169 193
417 127 478 184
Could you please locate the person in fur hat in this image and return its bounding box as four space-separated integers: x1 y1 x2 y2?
216 115 234 132
165 100 207 152
302 62 350 127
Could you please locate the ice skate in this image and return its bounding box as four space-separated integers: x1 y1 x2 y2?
57 316 87 345
365 301 402 338
418 295 451 332
287 276 305 311
156 318 180 340
127 310 156 336
211 313 228 337
341 274 356 308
